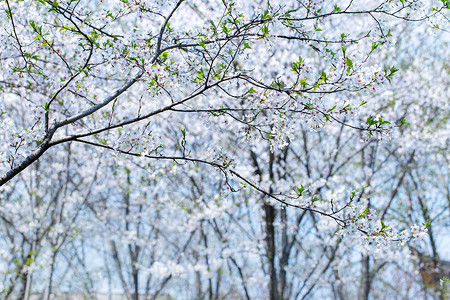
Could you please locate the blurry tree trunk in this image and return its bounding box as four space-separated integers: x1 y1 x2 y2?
43 251 57 300
194 249 202 299
278 207 288 300
358 255 371 300
111 240 133 300
264 203 278 300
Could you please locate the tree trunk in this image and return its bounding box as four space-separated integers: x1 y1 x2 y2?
264 203 278 300
278 207 288 300
358 255 371 300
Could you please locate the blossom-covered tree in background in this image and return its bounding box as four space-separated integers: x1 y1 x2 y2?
0 0 449 299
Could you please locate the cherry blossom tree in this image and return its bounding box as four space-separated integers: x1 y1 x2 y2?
0 0 449 299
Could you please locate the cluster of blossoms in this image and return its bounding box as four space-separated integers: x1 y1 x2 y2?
302 102 330 130
0 118 44 172
145 62 182 97
340 55 387 91
410 225 429 240
315 44 392 91
360 114 393 142
382 0 423 11
113 125 162 156
231 90 296 149
145 261 186 279
246 90 286 110
206 146 236 172
340 205 429 246
121 0 178 14
302 0 324 14
285 179 328 208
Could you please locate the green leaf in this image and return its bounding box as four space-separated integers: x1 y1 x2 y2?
326 105 336 113
371 42 380 51
345 57 353 69
345 57 353 75
261 9 272 20
222 24 230 34
390 65 399 75
196 68 205 82
333 5 341 12
247 87 257 93
367 116 376 126
422 219 432 228
25 257 34 266
296 185 305 196
299 78 309 88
